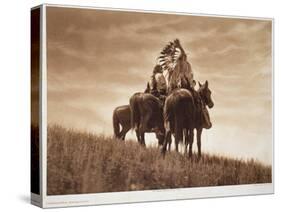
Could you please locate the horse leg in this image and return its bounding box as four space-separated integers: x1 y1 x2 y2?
168 137 171 152
184 129 189 155
162 121 171 155
137 129 146 147
139 111 151 147
140 132 146 146
174 119 178 152
188 129 194 158
174 123 183 153
175 139 179 152
175 130 181 152
121 126 130 141
120 131 125 140
135 128 141 142
197 128 203 158
119 127 126 140
138 119 145 146
162 130 171 155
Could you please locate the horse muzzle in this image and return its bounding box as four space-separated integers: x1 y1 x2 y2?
208 102 214 109
204 122 212 129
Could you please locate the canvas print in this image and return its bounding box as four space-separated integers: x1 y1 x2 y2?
42 6 273 197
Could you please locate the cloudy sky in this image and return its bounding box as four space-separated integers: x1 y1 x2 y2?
46 7 272 164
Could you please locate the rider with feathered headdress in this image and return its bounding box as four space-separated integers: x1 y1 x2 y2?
158 39 195 93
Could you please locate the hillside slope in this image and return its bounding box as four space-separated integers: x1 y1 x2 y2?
47 125 272 195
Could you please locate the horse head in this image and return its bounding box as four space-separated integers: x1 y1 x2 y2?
197 80 214 129
198 80 214 109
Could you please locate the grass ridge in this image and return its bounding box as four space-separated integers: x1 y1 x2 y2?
47 125 272 195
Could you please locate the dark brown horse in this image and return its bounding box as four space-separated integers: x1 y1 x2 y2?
162 81 214 158
130 92 165 146
186 80 214 158
161 88 195 155
113 105 133 140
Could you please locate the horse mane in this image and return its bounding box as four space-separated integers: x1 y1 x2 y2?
158 39 192 93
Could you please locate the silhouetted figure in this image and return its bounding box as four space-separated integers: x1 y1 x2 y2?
144 64 167 107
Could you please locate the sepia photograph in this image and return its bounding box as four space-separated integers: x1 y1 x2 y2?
44 6 272 196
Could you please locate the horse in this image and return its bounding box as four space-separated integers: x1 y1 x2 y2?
158 39 196 155
161 88 195 155
158 39 214 158
130 92 165 146
162 80 214 158
185 80 214 158
112 105 133 140
113 104 164 145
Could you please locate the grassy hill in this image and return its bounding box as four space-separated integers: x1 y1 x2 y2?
47 125 272 195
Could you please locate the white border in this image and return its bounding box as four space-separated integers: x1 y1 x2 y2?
43 3 273 21
44 184 273 208
39 4 274 208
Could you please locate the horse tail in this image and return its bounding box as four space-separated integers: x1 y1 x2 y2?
112 108 120 138
130 94 140 130
164 96 173 129
174 114 183 144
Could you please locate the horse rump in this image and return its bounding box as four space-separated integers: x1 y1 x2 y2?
162 88 195 154
112 107 121 138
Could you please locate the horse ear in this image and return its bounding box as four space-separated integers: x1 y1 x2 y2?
198 81 202 87
205 80 208 88
192 80 196 87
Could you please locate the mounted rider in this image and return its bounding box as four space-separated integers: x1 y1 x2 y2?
158 39 208 126
144 64 167 107
158 39 197 98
